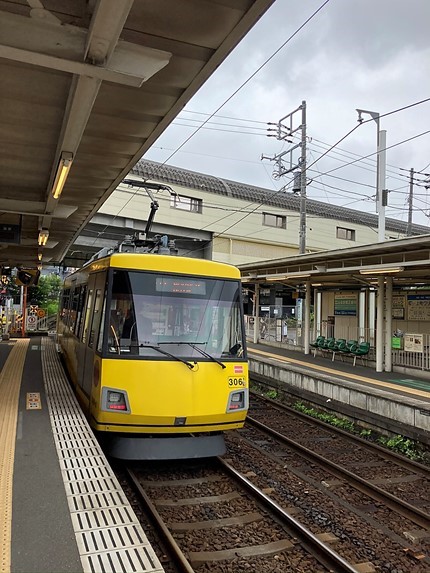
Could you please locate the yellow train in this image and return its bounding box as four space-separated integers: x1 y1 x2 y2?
57 249 248 459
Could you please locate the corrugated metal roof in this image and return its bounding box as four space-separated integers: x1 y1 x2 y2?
0 0 274 267
132 159 429 235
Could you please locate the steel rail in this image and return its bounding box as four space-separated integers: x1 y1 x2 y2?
246 415 430 530
250 388 430 476
217 457 361 573
126 467 196 573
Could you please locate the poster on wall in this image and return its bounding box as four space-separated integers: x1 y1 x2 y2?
334 293 357 316
404 333 424 353
407 294 430 321
391 294 405 319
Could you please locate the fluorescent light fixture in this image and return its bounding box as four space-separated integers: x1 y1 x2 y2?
287 274 311 279
38 229 49 246
267 273 311 281
360 267 404 275
312 283 322 287
52 151 73 199
38 253 43 261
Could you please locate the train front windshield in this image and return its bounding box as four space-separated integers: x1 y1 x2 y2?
108 270 245 360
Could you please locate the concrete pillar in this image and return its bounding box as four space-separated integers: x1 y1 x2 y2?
376 276 384 372
253 283 260 344
385 276 393 372
304 280 311 354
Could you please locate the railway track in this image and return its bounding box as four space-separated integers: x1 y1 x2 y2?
124 458 363 573
248 391 430 522
217 391 430 571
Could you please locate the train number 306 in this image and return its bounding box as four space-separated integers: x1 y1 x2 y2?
228 377 245 387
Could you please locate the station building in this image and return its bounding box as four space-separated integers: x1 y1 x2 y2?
68 160 430 378
68 158 429 268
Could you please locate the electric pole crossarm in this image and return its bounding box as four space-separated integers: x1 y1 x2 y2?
262 100 307 253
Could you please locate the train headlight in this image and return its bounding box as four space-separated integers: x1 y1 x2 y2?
227 389 248 412
102 388 130 413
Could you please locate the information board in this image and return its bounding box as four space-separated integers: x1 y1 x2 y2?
391 295 405 319
404 333 424 353
334 293 357 316
407 294 430 321
26 315 37 331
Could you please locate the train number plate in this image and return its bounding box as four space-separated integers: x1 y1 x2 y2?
228 377 245 387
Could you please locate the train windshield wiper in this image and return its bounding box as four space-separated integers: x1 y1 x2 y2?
133 344 195 370
158 341 226 369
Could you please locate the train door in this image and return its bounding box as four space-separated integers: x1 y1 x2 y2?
75 284 89 391
80 272 107 402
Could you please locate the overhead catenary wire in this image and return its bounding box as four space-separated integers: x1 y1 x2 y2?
88 0 333 248
158 0 332 168
176 110 425 179
92 0 430 249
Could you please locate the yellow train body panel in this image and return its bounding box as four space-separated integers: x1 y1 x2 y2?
92 359 248 433
58 250 248 458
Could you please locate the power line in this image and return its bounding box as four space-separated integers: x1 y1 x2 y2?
310 128 430 179
172 122 268 137
177 110 422 179
92 2 334 249
159 0 332 166
174 116 268 131
307 97 430 173
180 110 268 126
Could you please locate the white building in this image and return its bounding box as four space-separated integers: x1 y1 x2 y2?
69 159 428 268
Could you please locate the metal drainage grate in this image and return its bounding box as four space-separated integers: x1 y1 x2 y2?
41 338 164 573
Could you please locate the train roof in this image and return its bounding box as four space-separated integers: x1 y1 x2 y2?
65 252 240 283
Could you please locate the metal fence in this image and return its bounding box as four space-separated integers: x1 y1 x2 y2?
245 315 430 374
245 315 306 347
391 332 430 371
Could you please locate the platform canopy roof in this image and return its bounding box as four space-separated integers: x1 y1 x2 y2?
0 0 274 269
239 234 430 288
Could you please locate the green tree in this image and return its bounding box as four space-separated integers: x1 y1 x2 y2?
28 274 62 315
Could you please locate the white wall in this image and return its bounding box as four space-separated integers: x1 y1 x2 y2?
99 180 403 266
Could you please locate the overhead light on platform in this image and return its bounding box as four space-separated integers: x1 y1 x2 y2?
38 229 49 246
288 274 311 279
267 273 311 281
360 267 404 275
37 252 43 261
52 151 73 199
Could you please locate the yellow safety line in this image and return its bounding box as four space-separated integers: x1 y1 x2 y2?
249 347 430 399
0 340 30 573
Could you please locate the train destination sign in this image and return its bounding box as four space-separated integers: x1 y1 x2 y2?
156 277 206 295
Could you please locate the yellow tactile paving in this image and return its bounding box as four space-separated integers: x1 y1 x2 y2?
249 347 430 399
0 339 29 573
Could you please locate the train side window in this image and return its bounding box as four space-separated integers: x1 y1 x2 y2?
97 297 107 353
89 289 102 348
81 289 93 344
70 286 80 333
75 285 87 338
60 288 71 327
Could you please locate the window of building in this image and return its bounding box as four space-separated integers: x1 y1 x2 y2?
336 226 356 241
263 212 286 229
171 194 202 213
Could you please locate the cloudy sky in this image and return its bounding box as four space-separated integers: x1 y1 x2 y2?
144 0 430 230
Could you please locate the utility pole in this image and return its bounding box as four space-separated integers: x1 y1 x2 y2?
356 109 387 242
299 101 307 255
263 100 307 254
406 167 414 236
